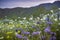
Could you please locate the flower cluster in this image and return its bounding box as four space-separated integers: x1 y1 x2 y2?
0 8 60 40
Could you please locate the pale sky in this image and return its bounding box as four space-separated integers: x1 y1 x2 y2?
0 0 57 8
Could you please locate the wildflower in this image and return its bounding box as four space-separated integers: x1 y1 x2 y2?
18 17 20 19
16 33 23 38
50 10 53 13
23 31 30 35
44 26 51 33
50 32 56 35
32 31 41 35
54 18 57 21
47 21 53 24
23 17 26 20
26 22 29 24
10 27 13 29
50 32 56 40
45 16 50 21
0 36 4 39
56 29 59 31
29 17 33 20
50 36 56 40
37 17 40 20
58 23 60 25
58 8 60 10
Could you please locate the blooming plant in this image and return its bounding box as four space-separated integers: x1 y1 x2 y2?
0 8 60 40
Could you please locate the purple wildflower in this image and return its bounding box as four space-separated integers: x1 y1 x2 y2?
47 21 53 24
16 34 23 38
50 36 56 40
45 16 50 21
44 26 51 33
23 32 30 35
50 32 56 35
50 32 56 40
32 31 40 35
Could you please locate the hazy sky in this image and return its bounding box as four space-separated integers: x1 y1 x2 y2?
0 0 57 8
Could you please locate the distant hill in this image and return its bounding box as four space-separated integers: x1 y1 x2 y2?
0 1 60 19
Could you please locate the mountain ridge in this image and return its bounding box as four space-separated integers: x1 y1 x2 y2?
0 1 60 9
0 1 60 19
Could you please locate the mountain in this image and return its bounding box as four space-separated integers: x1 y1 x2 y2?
53 1 60 7
35 1 60 9
0 1 60 19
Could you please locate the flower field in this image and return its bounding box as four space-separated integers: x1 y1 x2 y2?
0 9 60 40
